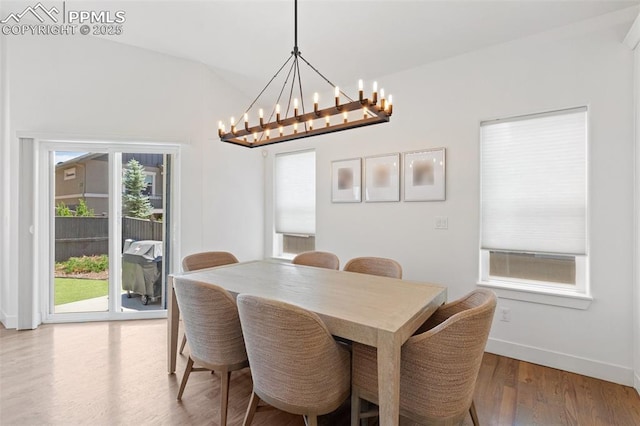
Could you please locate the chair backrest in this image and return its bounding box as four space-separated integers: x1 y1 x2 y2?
237 294 351 416
343 256 402 279
182 251 239 272
401 289 496 424
291 251 340 270
173 280 247 370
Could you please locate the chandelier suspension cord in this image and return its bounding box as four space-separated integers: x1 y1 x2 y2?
293 0 353 103
294 0 298 54
269 55 297 121
291 0 308 130
285 61 297 117
295 57 308 131
255 55 297 142
241 53 294 118
297 54 355 103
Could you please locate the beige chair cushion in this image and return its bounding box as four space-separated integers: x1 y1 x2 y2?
343 256 402 279
292 251 340 270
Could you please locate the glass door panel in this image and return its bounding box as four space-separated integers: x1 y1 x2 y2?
120 153 166 312
53 151 109 314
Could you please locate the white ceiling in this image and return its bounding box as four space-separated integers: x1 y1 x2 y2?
3 0 640 97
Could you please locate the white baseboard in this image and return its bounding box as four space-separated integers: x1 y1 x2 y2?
0 311 17 329
635 371 640 396
486 337 634 386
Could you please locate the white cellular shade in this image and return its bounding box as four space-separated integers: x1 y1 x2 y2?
275 150 316 235
481 108 587 255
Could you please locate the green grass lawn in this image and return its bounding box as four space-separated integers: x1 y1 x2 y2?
54 278 108 305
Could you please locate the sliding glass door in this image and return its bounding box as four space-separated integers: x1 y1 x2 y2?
39 141 178 322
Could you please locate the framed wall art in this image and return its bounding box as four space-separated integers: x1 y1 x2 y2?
403 148 446 201
364 153 400 202
331 158 361 202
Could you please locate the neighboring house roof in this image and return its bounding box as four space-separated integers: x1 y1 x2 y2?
56 153 163 169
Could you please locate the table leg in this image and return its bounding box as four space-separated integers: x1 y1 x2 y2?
167 276 179 374
377 331 401 426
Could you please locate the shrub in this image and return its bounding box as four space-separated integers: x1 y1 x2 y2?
56 202 73 217
75 199 94 217
57 255 109 274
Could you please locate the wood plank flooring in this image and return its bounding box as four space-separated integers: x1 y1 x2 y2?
1 319 639 425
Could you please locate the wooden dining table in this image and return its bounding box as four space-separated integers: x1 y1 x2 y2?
167 260 446 426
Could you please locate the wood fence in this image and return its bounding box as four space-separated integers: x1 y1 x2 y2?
55 216 163 262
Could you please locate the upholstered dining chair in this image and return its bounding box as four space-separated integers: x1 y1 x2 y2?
343 256 403 279
351 289 497 426
292 251 340 270
173 279 248 426
179 251 239 354
237 294 351 426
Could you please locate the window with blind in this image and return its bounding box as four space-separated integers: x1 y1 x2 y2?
274 150 316 257
479 107 588 292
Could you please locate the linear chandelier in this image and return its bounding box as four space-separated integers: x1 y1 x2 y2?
218 0 393 148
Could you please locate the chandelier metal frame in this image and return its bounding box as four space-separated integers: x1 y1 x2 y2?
218 0 393 148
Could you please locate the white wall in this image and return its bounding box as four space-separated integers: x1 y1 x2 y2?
262 19 636 385
0 34 263 328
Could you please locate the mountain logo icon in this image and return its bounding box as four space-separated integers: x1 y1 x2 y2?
1 2 60 24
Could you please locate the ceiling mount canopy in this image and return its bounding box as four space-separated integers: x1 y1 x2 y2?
218 0 393 148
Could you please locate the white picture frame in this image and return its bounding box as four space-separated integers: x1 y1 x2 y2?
331 158 362 202
364 153 400 202
403 148 446 201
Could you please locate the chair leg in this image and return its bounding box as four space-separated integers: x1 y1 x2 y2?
179 334 187 354
305 415 318 426
219 370 231 426
351 387 361 426
177 357 194 400
469 400 480 426
242 390 260 426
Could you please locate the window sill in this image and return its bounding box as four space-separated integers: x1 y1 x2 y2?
477 280 592 310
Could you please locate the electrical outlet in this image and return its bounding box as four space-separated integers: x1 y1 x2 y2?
435 216 448 230
500 307 511 322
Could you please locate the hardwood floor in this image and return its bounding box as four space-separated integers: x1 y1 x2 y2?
1 319 639 425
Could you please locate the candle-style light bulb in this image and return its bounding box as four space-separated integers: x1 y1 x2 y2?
259 108 264 128
244 113 249 131
325 115 330 127
363 107 368 119
380 88 386 110
279 126 283 136
343 111 348 124
372 81 378 104
253 132 258 142
294 122 298 134
218 120 224 137
276 104 281 123
308 119 313 131
334 86 340 108
313 92 319 115
230 117 236 134
294 98 299 117
358 79 364 101
266 128 270 139
388 95 393 115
